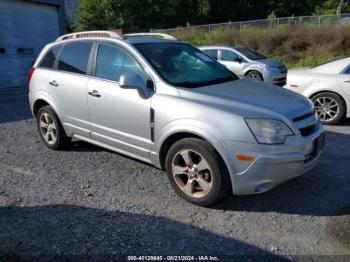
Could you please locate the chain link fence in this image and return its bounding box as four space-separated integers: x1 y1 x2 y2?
152 13 350 34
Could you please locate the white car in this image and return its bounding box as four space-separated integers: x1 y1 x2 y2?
285 57 350 124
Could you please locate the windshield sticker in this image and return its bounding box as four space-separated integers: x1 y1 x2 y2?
195 52 214 62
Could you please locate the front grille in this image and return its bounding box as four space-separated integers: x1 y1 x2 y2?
275 76 286 81
299 124 317 136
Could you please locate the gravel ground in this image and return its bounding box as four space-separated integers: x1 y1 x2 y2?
0 87 349 259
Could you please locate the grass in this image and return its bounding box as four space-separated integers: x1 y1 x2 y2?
168 24 350 68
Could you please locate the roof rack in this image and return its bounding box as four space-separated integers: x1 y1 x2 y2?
56 31 123 42
123 33 177 40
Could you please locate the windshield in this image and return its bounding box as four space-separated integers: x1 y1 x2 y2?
235 47 266 60
133 42 238 88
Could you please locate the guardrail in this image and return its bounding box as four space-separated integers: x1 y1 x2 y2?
152 13 350 34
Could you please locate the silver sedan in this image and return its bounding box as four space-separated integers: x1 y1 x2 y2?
285 57 350 125
200 45 287 86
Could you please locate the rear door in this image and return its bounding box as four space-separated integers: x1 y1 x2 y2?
48 41 93 137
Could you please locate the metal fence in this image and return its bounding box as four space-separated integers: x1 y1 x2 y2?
152 13 350 34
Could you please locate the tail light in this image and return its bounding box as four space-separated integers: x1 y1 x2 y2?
28 67 36 84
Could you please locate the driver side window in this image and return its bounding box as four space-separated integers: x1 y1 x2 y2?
221 49 240 62
95 43 146 83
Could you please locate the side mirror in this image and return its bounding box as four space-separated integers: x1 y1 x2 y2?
235 57 243 63
119 72 153 98
119 72 146 90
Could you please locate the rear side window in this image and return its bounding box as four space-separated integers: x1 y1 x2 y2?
95 43 146 82
57 42 92 74
203 49 218 59
40 46 60 69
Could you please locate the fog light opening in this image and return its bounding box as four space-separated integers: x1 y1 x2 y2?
255 182 273 193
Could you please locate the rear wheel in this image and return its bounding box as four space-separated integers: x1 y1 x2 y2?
165 138 230 206
311 92 345 125
246 70 263 81
36 106 70 150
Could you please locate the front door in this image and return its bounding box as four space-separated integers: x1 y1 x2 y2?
87 42 153 160
219 49 245 77
337 67 350 103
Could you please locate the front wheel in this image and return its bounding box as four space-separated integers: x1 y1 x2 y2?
246 70 264 81
311 92 346 125
165 138 230 206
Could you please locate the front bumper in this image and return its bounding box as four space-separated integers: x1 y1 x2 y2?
224 124 324 195
263 70 287 86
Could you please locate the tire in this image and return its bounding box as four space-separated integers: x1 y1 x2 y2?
165 138 230 206
36 106 70 150
311 92 346 125
246 70 264 81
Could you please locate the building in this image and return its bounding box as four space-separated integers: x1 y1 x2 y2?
0 0 66 88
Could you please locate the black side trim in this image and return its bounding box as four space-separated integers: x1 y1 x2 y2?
293 109 315 122
150 108 155 142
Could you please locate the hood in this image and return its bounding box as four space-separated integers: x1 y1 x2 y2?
178 79 312 120
256 58 284 68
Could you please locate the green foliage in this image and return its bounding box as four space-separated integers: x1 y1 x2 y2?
73 0 345 31
314 0 350 15
76 0 123 31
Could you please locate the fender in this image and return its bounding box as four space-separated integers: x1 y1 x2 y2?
30 89 63 122
151 118 237 177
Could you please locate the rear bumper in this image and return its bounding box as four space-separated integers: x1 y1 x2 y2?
223 124 324 195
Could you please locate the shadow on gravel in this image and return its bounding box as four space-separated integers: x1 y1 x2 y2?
0 87 32 124
0 205 288 260
214 130 350 217
68 141 105 152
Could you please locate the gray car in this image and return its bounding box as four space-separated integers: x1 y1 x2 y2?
29 31 324 206
200 45 287 86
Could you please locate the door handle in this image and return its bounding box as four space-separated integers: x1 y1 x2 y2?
344 80 350 83
88 90 101 98
49 80 58 87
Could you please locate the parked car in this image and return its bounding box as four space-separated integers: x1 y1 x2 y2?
29 31 324 206
285 57 350 125
199 45 287 86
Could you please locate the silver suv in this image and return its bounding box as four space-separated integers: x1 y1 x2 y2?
200 45 287 86
29 31 324 206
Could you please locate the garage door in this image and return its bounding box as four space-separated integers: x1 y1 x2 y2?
0 0 60 88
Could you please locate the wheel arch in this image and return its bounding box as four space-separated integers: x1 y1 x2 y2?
244 69 264 80
309 90 347 114
158 132 231 182
33 99 50 116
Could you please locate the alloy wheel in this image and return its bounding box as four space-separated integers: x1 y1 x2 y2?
314 97 339 122
172 149 212 198
39 112 57 145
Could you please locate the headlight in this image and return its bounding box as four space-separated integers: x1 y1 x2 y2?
245 119 294 144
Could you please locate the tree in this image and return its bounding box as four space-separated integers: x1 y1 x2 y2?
75 0 123 31
73 0 340 31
